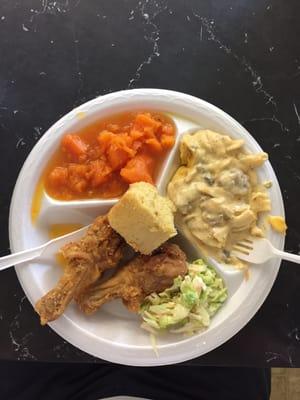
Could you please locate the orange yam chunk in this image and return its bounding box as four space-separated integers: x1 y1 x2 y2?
145 137 163 153
161 123 175 136
67 164 89 193
134 113 161 131
88 160 112 187
97 130 115 154
130 129 145 141
120 154 154 184
109 134 136 169
161 134 175 149
49 167 68 187
107 144 131 170
62 134 88 159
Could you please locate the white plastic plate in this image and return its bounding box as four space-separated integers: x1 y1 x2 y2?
9 89 285 366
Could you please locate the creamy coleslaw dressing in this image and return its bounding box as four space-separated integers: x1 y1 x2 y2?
168 130 271 268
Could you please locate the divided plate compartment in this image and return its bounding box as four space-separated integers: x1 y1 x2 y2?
9 89 285 366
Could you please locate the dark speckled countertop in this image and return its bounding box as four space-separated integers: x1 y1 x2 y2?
0 0 300 366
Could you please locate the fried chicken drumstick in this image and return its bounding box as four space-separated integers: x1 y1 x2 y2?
35 216 125 325
77 243 187 315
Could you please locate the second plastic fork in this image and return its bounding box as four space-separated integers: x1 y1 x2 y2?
232 238 300 264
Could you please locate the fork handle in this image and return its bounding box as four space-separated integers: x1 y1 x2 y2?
0 245 45 271
273 248 300 264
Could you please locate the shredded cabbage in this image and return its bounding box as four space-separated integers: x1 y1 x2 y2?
139 259 227 335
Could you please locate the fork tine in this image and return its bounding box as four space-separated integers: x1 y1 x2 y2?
232 246 250 255
236 243 253 251
233 242 253 251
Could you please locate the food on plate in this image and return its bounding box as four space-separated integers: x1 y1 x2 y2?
168 130 271 268
76 243 187 315
48 223 84 239
108 182 177 255
140 259 227 334
35 216 125 325
31 177 44 223
43 112 175 200
268 215 287 233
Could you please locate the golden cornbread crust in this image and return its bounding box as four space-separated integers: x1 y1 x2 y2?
108 182 177 254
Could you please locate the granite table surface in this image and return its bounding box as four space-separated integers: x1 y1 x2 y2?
0 0 300 367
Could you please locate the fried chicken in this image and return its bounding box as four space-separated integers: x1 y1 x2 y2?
35 216 125 325
76 243 188 315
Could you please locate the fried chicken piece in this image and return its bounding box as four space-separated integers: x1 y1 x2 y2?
77 243 187 315
35 216 125 325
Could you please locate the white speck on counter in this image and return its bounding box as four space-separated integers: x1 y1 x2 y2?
33 126 43 140
1 16 5 20
16 137 26 148
269 46 274 52
50 40 54 44
9 296 36 360
39 71 46 76
273 143 280 148
244 32 248 44
242 116 289 133
265 352 281 363
186 15 190 22
288 327 300 341
293 102 300 126
22 23 29 32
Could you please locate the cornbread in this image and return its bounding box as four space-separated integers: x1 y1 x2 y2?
108 182 177 254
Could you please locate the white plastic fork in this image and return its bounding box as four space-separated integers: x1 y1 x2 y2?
232 237 300 264
0 225 89 271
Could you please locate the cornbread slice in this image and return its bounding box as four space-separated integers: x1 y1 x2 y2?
108 182 177 254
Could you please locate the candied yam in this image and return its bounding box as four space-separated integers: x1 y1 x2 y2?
120 154 154 184
62 135 88 159
49 167 68 187
145 138 163 153
134 113 161 131
106 124 119 133
161 134 175 149
130 129 145 141
67 164 89 193
97 130 115 153
107 144 131 170
88 160 112 187
44 112 175 200
161 123 175 136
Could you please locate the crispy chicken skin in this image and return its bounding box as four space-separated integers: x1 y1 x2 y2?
35 216 125 325
76 243 187 315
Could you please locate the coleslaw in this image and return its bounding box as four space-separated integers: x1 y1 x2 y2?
140 259 227 335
